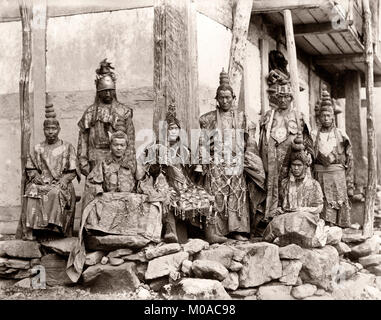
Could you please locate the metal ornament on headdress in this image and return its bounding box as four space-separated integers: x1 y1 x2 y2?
95 58 116 92
44 93 59 126
165 100 181 128
319 86 334 114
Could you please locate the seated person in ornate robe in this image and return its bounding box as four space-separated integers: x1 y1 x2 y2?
67 130 161 282
16 97 79 240
136 104 214 243
263 138 324 248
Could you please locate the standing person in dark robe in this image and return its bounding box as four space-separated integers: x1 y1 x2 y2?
198 69 266 243
77 59 136 209
16 96 80 240
259 50 313 223
312 87 354 228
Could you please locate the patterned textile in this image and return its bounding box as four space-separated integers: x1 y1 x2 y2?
67 192 161 283
263 174 324 248
199 108 259 236
313 127 353 228
83 155 136 210
16 140 79 239
141 143 214 227
77 100 136 175
259 109 313 220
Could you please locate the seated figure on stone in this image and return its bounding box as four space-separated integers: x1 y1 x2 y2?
312 87 354 228
263 136 325 248
77 59 136 212
67 129 161 282
258 51 314 225
16 95 80 241
136 103 214 243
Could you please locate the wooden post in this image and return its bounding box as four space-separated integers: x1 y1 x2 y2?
31 0 47 145
259 38 269 117
228 0 253 105
16 0 32 239
363 0 377 237
283 9 301 129
153 0 199 142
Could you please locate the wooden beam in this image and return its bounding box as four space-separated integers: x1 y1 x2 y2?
293 21 352 36
0 0 155 22
15 0 32 239
284 9 301 128
259 38 269 116
32 0 46 145
228 0 253 105
363 0 377 237
252 0 327 13
314 53 365 65
153 0 199 141
195 0 233 30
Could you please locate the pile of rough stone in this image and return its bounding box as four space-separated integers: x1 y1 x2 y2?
0 238 77 288
2 226 381 300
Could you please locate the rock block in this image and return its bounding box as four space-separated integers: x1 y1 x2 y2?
40 254 72 286
257 284 294 300
0 240 41 259
85 251 104 267
279 260 303 285
122 252 148 263
194 245 235 269
333 242 351 256
221 272 239 291
341 229 366 244
326 227 343 245
107 248 134 259
41 237 77 256
181 260 192 275
291 284 317 299
359 254 381 268
145 251 189 280
171 278 231 300
299 245 339 291
82 262 140 293
4 259 30 270
229 261 243 272
182 239 209 255
349 236 380 259
367 265 381 276
145 243 181 260
191 260 229 281
229 288 257 298
85 235 150 251
237 242 282 288
279 244 304 260
109 257 124 266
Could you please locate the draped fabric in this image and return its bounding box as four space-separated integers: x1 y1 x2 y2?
313 127 353 228
16 140 79 239
199 109 265 236
259 109 313 220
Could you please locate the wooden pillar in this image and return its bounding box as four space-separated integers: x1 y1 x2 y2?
259 38 269 117
363 0 377 237
228 0 253 107
31 0 47 145
16 0 32 239
345 70 367 189
283 9 301 128
153 0 199 142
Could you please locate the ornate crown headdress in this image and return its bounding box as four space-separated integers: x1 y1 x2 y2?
215 68 235 99
95 58 117 92
165 100 181 128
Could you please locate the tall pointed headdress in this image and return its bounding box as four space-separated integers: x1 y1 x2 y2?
315 85 334 116
215 68 235 99
43 93 59 127
95 58 116 92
